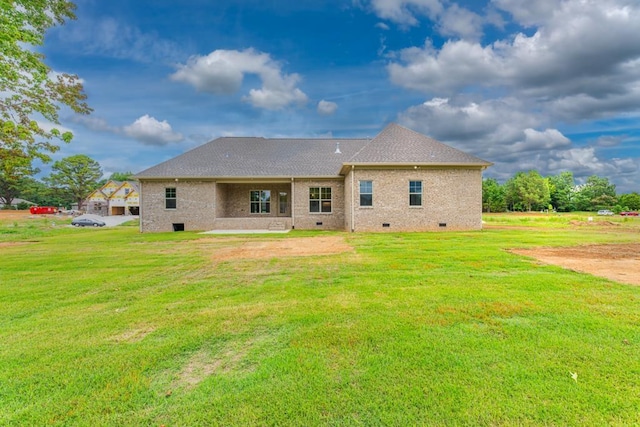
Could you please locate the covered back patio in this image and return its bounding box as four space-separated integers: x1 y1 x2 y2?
211 181 293 230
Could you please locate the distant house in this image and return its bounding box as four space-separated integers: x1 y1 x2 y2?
0 198 35 209
86 181 140 216
135 123 492 232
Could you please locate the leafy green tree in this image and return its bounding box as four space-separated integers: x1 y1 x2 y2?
548 171 575 212
591 194 618 210
45 155 102 210
1 0 91 165
482 178 506 212
505 170 550 211
95 171 135 187
109 171 135 181
573 175 617 211
19 176 72 207
618 192 640 210
16 200 31 210
0 149 37 206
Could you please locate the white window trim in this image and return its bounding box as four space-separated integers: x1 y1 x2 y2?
250 189 271 214
359 180 373 208
409 180 423 207
309 186 332 214
165 187 177 210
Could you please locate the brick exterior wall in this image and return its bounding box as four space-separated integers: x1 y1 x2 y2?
140 180 294 232
87 201 108 216
214 182 226 218
345 169 354 232
139 180 216 232
292 179 346 230
211 217 292 230
345 167 483 232
139 169 483 233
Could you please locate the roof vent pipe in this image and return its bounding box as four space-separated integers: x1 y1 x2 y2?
335 142 342 154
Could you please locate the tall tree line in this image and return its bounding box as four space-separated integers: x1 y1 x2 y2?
484 171 640 213
0 154 134 210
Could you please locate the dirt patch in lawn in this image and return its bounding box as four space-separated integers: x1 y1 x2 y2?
111 326 156 343
208 235 354 263
511 244 640 286
0 210 32 220
484 220 623 231
0 242 32 248
172 337 265 390
568 220 619 227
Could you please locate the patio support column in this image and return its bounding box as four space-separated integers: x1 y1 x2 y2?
351 165 355 232
138 181 143 232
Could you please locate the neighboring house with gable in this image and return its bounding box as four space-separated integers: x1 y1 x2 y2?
135 123 492 233
86 181 140 216
86 186 109 216
0 198 35 209
108 181 140 215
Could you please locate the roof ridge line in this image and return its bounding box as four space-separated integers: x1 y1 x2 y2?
218 136 371 141
346 122 397 161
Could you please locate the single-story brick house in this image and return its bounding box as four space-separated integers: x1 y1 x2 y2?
135 123 491 232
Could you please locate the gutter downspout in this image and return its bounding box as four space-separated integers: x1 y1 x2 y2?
291 177 295 229
351 165 355 232
138 181 143 233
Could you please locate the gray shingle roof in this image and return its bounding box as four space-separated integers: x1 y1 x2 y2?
348 123 491 165
135 123 491 179
136 137 368 178
126 181 139 192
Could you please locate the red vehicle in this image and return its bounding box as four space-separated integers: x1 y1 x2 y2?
620 211 639 216
29 206 58 215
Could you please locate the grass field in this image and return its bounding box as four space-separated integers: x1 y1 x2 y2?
1 212 639 425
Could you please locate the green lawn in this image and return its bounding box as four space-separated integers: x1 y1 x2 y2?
1 214 639 426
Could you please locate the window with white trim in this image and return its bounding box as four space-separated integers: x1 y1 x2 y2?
165 187 176 209
309 187 332 213
409 181 422 206
360 180 373 207
250 190 271 214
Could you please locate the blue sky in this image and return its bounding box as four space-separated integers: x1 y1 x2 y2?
41 0 640 192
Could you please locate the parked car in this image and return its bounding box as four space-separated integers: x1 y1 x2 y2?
597 209 614 216
71 218 106 227
620 211 639 216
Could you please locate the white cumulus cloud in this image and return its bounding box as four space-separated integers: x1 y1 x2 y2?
491 0 561 27
123 115 184 146
387 0 640 116
365 0 443 27
317 100 338 115
437 4 485 40
386 0 640 191
399 97 540 151
170 48 308 110
361 0 485 39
